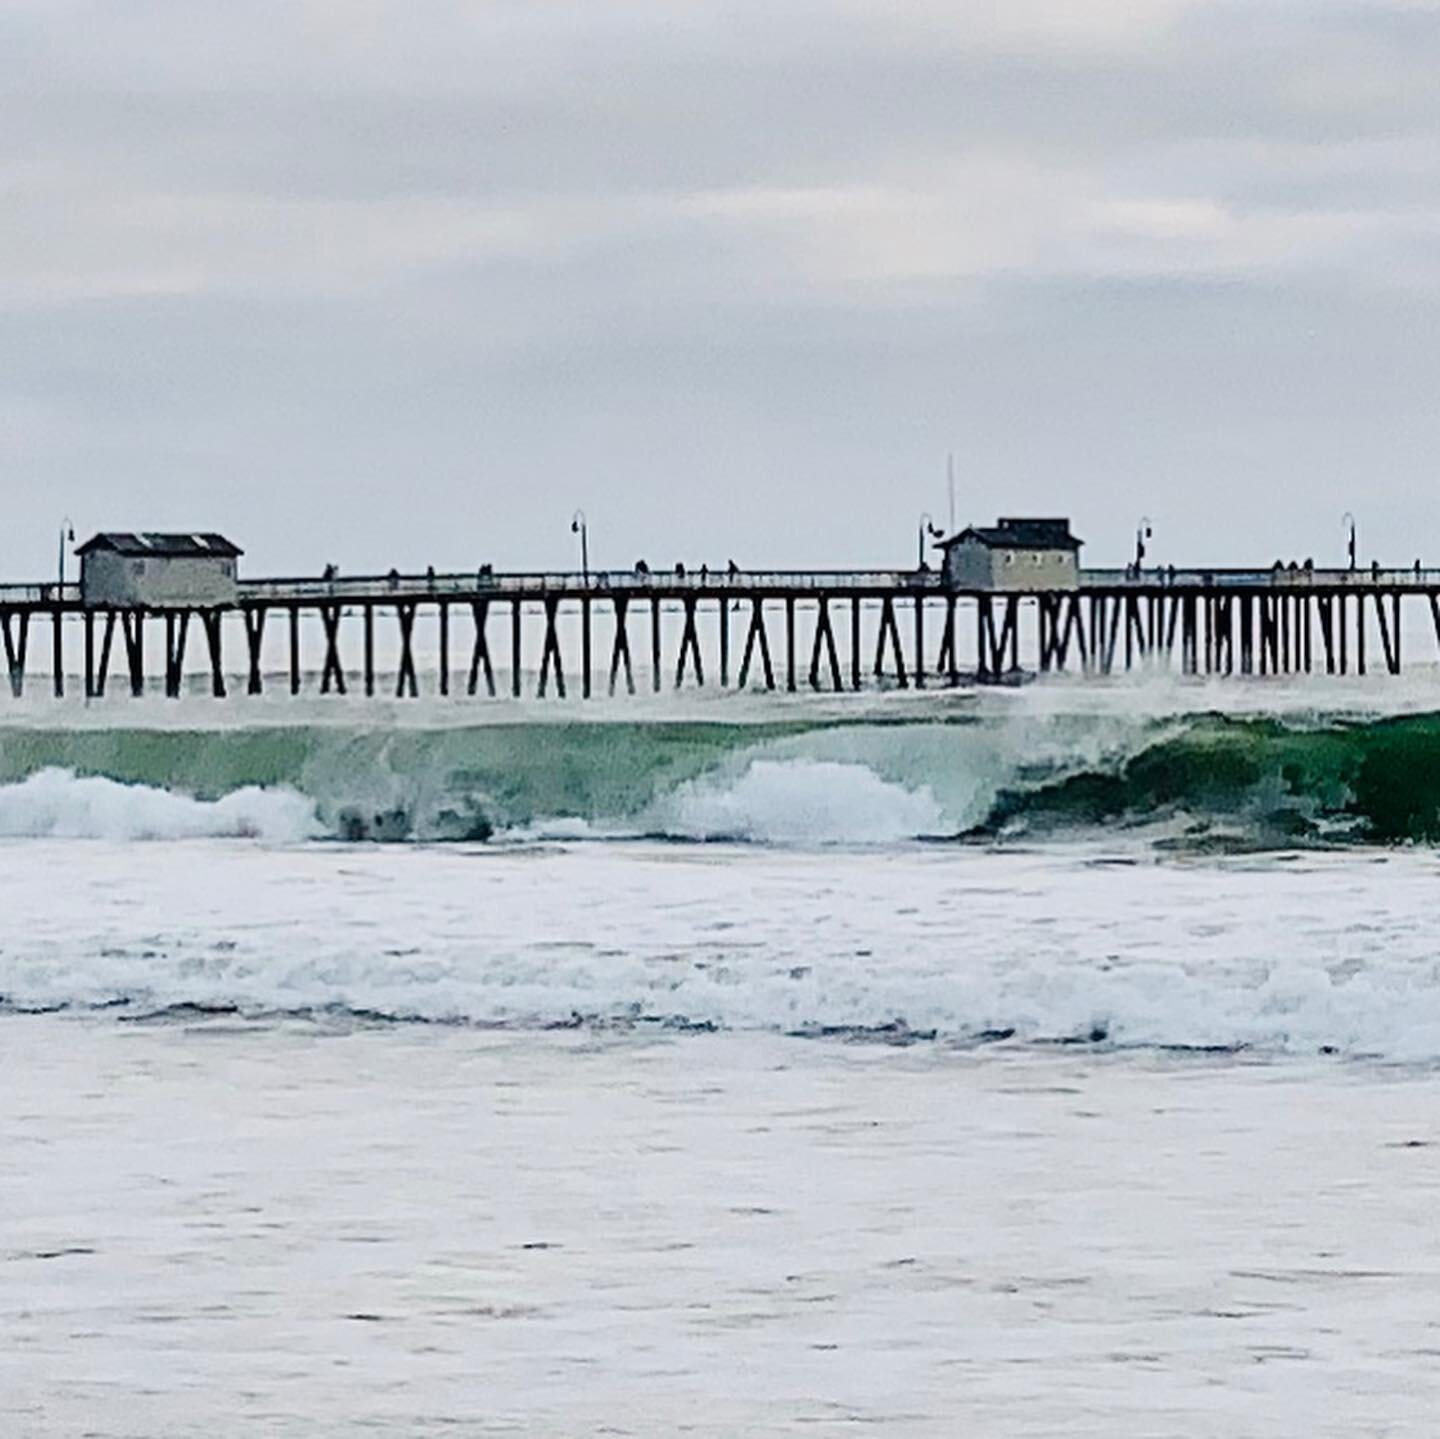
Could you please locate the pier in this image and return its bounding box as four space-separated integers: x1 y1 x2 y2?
0 563 1437 700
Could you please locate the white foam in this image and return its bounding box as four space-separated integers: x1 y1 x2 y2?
0 768 319 843
5 839 1440 1058
645 758 946 844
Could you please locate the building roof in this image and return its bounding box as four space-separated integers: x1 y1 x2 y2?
76 532 243 559
940 517 1083 552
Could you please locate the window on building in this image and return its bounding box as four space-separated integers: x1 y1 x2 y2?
133 560 145 575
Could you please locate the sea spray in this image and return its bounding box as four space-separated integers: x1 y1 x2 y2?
0 768 318 842
647 759 946 844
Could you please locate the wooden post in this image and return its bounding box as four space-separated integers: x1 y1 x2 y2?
675 597 704 688
84 610 95 699
364 604 375 696
288 604 301 695
718 596 730 687
581 596 593 699
809 597 842 691
438 602 450 696
913 595 925 688
609 596 636 696
850 596 861 690
163 610 190 698
939 596 957 684
243 607 266 695
202 609 226 697
874 596 908 687
51 606 63 698
468 599 496 697
396 602 419 697
651 596 662 694
511 599 522 698
785 596 796 693
2 611 30 698
320 604 346 695
737 598 775 690
96 612 115 697
538 596 566 698
122 611 143 696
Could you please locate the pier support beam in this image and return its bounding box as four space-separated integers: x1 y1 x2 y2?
51 607 63 698
850 596 861 691
738 598 775 690
164 610 190 698
538 596 566 698
201 610 226 697
438 602 450 696
1 611 29 697
319 604 346 695
396 602 419 698
363 605 375 696
468 599 496 697
121 611 144 697
609 596 636 696
581 596 592 699
809 597 843 691
874 596 908 687
676 597 704 689
243 608 266 694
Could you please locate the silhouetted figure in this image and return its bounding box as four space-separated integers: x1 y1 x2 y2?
387 568 400 590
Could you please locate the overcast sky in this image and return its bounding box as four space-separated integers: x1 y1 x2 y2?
4 0 1440 576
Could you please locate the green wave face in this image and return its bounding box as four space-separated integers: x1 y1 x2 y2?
976 713 1440 846
0 721 818 836
1 710 1440 846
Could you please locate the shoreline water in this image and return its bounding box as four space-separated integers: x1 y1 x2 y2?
4 1018 1438 1437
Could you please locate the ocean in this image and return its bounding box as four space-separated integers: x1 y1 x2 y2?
5 677 1440 1435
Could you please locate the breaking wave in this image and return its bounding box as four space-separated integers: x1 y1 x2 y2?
1 701 1440 847
0 768 318 842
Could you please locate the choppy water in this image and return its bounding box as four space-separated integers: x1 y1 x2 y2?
6 681 1440 1434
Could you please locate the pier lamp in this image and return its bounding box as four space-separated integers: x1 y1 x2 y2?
917 512 943 570
571 509 589 586
1134 516 1153 574
1343 512 1357 571
58 517 74 590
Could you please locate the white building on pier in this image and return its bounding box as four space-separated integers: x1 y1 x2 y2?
937 518 1083 590
78 532 243 608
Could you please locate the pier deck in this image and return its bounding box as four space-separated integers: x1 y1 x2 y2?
0 565 1436 699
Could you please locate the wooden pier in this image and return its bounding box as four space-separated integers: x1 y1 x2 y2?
0 565 1436 700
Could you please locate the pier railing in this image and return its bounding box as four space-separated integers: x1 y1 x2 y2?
236 569 946 601
3 561 1440 700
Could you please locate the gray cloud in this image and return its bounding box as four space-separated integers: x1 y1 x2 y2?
3 1 1440 576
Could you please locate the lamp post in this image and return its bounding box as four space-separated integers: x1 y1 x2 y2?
1134 516 1153 575
917 512 942 570
58 517 74 591
1342 511 1356 571
571 509 589 586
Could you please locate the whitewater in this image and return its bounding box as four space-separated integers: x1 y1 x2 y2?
8 677 1440 1435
